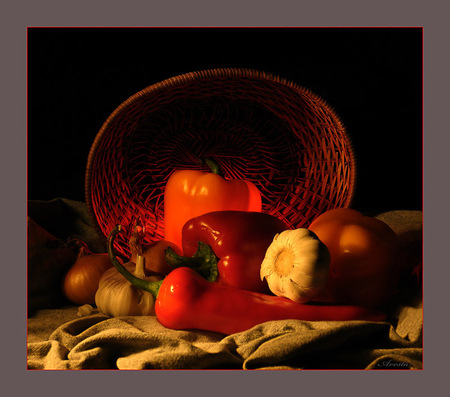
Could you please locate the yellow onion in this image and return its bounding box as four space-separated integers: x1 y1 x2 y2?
63 242 113 305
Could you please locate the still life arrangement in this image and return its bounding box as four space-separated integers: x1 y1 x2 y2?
27 69 422 370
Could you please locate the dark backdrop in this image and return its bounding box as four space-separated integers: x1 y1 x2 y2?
27 27 422 213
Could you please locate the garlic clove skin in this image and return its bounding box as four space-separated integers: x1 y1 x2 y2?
260 228 330 303
95 262 162 317
77 304 95 317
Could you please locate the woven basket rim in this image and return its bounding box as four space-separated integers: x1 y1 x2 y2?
85 68 357 246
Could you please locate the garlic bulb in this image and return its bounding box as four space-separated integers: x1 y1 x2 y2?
95 256 163 317
260 228 330 303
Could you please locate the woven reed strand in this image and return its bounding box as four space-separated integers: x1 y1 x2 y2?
85 68 356 258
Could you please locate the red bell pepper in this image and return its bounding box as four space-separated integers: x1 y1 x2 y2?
107 226 386 335
166 210 289 294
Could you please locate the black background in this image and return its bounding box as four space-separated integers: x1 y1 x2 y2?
27 27 422 214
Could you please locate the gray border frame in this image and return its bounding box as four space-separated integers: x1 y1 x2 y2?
3 0 446 394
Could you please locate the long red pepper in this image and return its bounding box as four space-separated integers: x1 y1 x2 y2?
107 226 386 335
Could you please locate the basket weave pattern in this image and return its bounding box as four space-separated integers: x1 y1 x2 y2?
85 69 356 258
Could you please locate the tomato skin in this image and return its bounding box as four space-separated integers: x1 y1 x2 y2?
308 208 400 309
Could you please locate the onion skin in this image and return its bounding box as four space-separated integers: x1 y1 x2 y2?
63 246 113 305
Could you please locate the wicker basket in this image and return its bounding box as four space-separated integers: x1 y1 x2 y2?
85 68 356 258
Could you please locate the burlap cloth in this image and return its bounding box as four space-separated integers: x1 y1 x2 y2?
27 199 423 370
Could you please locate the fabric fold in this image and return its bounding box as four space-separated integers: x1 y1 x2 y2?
27 200 423 370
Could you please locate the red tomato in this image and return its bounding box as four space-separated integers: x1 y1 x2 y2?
308 208 400 309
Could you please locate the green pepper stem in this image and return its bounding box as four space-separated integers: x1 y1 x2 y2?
107 225 162 298
165 242 219 283
204 158 222 176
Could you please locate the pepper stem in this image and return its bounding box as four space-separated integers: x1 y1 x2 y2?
203 158 222 176
165 242 219 283
107 225 162 298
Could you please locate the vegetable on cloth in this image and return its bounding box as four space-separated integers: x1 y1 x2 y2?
95 259 163 317
62 240 113 305
260 228 331 303
107 225 386 335
166 210 289 294
163 158 262 252
95 222 164 316
309 208 401 309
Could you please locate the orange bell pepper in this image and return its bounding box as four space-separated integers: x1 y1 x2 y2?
163 159 262 251
308 208 400 309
